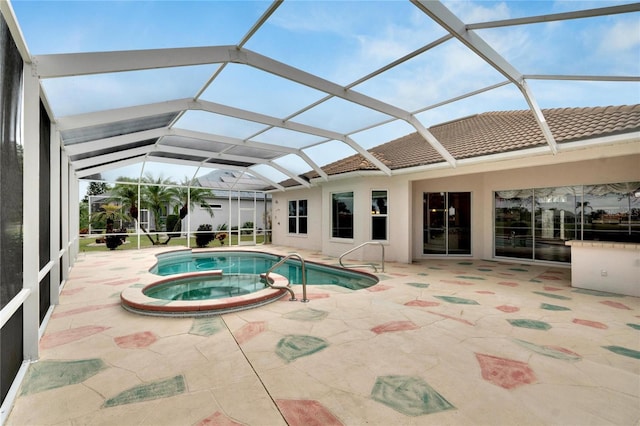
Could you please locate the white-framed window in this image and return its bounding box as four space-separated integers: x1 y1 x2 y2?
200 203 222 210
371 190 388 240
331 192 354 239
288 199 308 234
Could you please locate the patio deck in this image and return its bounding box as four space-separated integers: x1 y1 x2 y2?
6 245 639 425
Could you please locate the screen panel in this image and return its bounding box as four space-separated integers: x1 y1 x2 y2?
0 14 24 309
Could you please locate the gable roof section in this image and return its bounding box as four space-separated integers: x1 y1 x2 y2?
288 104 640 184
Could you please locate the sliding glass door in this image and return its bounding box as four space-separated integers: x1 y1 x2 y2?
494 182 640 263
423 192 471 255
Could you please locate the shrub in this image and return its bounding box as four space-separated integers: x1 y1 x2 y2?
195 224 215 248
105 234 123 250
241 221 254 235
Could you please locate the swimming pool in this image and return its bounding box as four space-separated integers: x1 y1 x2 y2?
151 250 379 290
120 250 379 317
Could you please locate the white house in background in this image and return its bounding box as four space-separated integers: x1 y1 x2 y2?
186 170 272 233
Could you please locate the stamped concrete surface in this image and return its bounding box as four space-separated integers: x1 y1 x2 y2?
6 245 639 425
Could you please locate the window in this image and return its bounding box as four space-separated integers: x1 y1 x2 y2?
332 192 353 238
494 181 640 263
371 190 388 240
288 200 307 234
494 190 534 260
201 203 222 209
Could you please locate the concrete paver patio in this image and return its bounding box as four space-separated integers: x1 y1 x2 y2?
6 245 639 425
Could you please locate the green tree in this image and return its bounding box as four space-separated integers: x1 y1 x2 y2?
90 203 128 227
141 173 178 243
164 178 215 243
174 178 215 221
90 203 129 250
106 174 216 246
83 181 110 202
110 178 157 245
79 202 89 232
111 178 138 217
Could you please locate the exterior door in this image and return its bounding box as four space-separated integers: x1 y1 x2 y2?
424 193 446 254
424 192 471 255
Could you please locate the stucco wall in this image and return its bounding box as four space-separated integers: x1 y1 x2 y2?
272 187 323 252
411 153 640 261
270 146 639 265
320 176 412 263
271 177 412 263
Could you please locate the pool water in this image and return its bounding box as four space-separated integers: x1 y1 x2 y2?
144 274 264 301
152 251 378 290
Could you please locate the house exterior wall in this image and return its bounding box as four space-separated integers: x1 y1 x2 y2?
272 176 412 263
410 148 640 261
272 186 323 252
271 142 639 265
321 176 412 263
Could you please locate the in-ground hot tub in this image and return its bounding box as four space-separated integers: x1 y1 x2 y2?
121 270 290 316
121 249 379 316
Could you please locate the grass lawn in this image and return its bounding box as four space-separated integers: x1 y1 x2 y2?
79 233 268 252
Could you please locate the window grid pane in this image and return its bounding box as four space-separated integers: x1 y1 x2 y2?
372 190 388 240
288 199 307 235
299 217 308 234
332 192 354 239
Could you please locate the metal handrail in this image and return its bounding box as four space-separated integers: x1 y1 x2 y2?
264 253 309 303
339 242 385 272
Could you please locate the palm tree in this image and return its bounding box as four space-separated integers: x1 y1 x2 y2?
90 203 128 228
141 173 178 243
90 203 128 250
108 174 217 246
111 178 157 245
110 179 137 220
163 178 215 244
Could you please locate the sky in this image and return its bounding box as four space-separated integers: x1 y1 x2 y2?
8 0 640 195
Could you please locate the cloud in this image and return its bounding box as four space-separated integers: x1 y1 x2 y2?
352 35 508 113
598 18 640 53
268 2 362 36
443 0 511 23
345 0 527 112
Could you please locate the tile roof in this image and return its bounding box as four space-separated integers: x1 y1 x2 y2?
282 104 639 186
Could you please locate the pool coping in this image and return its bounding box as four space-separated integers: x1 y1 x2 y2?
120 270 290 317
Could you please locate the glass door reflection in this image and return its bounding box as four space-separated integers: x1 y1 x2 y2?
447 192 471 255
424 193 446 254
424 192 471 255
